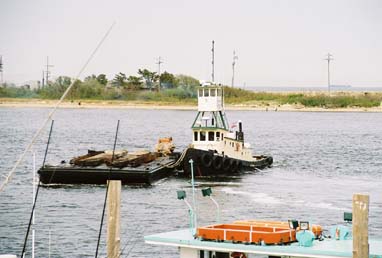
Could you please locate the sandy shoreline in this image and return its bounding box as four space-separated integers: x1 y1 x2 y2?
1 98 382 112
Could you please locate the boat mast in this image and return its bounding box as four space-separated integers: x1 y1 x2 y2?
211 40 215 82
231 50 238 87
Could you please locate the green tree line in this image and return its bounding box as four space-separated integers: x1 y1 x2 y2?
0 69 200 101
1 69 381 108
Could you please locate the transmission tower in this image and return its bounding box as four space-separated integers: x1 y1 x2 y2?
231 50 238 87
324 53 333 93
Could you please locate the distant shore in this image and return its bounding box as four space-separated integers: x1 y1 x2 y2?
1 98 382 112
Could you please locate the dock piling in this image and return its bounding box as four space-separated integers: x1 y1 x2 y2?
107 180 121 258
352 193 369 258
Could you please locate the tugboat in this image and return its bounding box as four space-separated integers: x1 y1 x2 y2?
181 82 273 177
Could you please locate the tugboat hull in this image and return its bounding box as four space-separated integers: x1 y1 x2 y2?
181 148 272 177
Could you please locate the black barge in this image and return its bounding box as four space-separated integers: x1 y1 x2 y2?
38 156 176 185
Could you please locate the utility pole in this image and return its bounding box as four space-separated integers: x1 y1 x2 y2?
324 53 333 94
45 56 54 86
42 70 45 88
231 50 238 87
211 40 215 82
156 56 163 91
0 55 4 85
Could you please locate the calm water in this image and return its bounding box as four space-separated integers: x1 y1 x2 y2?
0 107 381 257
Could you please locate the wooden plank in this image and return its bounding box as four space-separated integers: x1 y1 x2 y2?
352 193 369 258
107 180 121 258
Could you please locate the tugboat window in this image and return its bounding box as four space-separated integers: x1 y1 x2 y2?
210 89 216 97
216 132 220 141
208 131 214 141
200 131 206 141
198 89 203 97
217 89 222 96
194 131 198 141
204 89 209 97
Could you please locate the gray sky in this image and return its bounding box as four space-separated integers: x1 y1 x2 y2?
1 0 381 87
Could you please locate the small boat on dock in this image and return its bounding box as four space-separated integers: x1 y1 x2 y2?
38 138 178 185
180 82 273 177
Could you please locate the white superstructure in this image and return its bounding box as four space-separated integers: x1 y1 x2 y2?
191 83 254 162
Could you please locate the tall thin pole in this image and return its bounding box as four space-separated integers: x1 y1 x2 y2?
45 56 54 86
156 56 163 91
189 159 197 233
211 40 215 82
0 55 3 85
42 70 45 88
95 120 120 258
231 50 238 87
32 152 36 258
324 53 333 94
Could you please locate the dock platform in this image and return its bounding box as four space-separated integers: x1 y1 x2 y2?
145 229 382 258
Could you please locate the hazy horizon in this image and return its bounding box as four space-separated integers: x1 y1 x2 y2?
1 0 381 87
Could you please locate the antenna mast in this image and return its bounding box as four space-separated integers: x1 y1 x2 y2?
211 40 215 82
156 56 163 91
45 56 54 86
0 55 3 85
324 53 333 93
231 50 238 87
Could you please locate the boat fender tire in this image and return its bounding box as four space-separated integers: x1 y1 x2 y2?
230 159 239 173
212 156 222 170
222 158 231 171
237 160 243 172
201 153 213 168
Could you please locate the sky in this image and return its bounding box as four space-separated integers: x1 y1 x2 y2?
1 0 381 87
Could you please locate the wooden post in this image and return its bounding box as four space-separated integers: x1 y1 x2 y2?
107 180 121 258
352 194 369 258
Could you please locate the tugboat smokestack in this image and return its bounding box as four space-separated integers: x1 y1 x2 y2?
239 121 242 133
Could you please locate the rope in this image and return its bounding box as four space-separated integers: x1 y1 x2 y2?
95 120 120 258
0 22 115 193
165 147 189 169
21 120 54 257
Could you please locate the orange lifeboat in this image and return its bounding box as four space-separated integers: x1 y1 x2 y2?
197 223 296 245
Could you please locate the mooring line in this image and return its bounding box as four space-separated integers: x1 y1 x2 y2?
0 22 115 193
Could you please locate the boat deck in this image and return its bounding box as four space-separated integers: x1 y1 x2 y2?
145 229 382 258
